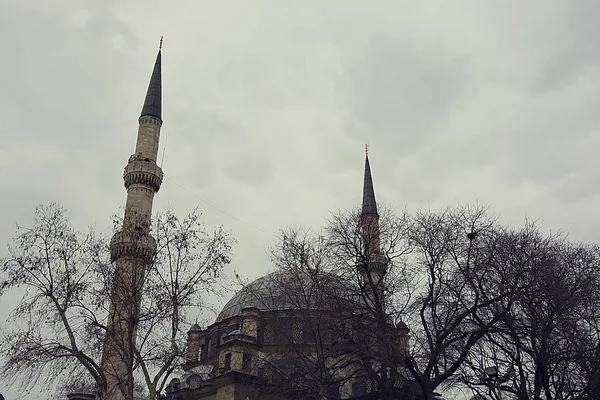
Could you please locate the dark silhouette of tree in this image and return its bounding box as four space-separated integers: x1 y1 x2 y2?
259 207 418 399
264 205 592 400
0 204 234 400
250 233 365 400
401 206 520 400
459 223 600 400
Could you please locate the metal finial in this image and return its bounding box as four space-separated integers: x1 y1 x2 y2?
365 144 368 156
159 36 163 51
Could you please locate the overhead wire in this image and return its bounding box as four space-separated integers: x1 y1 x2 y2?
163 174 277 238
158 112 276 238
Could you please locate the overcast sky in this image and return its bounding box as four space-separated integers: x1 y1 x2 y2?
1 1 600 398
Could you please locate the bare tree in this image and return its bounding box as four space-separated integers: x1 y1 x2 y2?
265 205 531 400
259 207 419 400
324 206 417 399
401 205 523 400
460 224 600 400
0 204 234 400
134 209 234 400
1 204 109 396
166 203 600 400
257 229 364 399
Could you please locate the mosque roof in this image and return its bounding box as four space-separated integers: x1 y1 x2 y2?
215 270 347 323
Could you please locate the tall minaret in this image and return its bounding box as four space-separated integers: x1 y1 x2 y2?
99 40 164 400
360 146 385 294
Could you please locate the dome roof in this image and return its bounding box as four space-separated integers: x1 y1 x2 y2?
215 270 346 323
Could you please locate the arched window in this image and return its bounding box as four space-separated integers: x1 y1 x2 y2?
327 383 341 399
365 378 374 393
352 373 376 396
263 325 275 344
206 338 213 357
242 353 252 371
224 353 232 371
186 374 202 389
292 322 303 343
259 364 275 382
169 378 181 392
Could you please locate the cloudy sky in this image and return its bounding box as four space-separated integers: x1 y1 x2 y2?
1 0 600 398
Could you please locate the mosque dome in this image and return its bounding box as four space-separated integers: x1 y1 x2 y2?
215 270 348 324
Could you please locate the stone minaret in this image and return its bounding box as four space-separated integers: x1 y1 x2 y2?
99 42 163 400
360 146 386 299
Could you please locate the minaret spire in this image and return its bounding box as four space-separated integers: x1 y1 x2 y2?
362 145 378 218
140 41 162 120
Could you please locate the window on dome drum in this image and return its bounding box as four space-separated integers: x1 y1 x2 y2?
170 379 181 391
206 338 214 357
263 325 275 344
186 374 202 389
393 377 404 388
353 376 376 396
352 381 366 396
272 369 284 385
259 365 274 382
242 353 252 371
256 326 263 343
292 323 303 343
224 353 231 371
322 323 335 344
327 383 341 400
365 378 374 393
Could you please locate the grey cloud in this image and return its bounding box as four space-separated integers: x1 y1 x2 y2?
531 0 600 93
335 36 470 159
555 170 600 203
224 152 277 186
3 3 600 398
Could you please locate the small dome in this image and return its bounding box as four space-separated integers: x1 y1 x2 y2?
215 270 347 323
396 320 409 331
226 329 244 336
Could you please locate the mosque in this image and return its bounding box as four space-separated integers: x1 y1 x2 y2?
95 45 420 400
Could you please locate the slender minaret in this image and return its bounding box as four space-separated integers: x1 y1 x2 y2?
99 40 164 400
360 146 386 295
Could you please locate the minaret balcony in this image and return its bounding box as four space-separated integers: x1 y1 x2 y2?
110 230 157 262
123 157 164 192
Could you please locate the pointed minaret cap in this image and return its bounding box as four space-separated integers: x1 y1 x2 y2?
362 145 378 217
140 38 162 120
188 323 202 333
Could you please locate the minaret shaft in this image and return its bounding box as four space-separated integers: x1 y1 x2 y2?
123 118 163 227
134 119 162 162
99 49 163 400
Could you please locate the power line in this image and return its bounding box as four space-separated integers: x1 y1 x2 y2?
163 174 277 238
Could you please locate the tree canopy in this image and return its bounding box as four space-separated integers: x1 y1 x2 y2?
0 204 234 400
266 205 600 400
